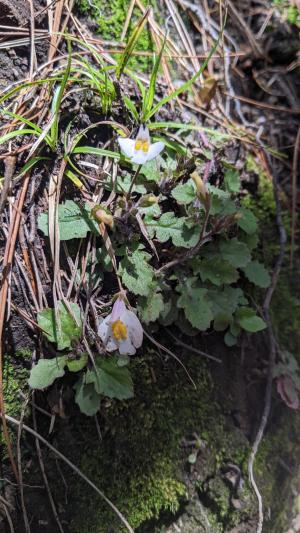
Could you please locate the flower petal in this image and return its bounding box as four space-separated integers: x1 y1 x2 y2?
121 310 143 348
98 315 118 352
111 297 127 322
131 151 150 165
146 141 165 162
137 124 150 142
118 137 135 158
118 337 136 355
105 333 119 352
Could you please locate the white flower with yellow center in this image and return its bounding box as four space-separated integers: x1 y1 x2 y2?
117 125 165 165
98 297 143 355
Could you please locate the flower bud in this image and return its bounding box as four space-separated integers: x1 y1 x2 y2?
191 171 207 201
139 194 158 207
91 205 114 229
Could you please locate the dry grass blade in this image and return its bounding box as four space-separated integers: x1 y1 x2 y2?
0 173 31 482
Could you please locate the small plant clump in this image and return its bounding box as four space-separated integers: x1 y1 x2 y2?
0 10 275 418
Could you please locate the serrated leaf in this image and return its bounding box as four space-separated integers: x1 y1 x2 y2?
158 295 179 326
38 200 98 240
237 208 258 235
208 287 245 329
74 376 101 416
138 202 161 218
207 185 236 216
171 179 196 205
137 290 164 324
28 356 66 389
224 169 240 193
196 257 239 286
145 212 199 248
67 353 88 372
219 238 251 268
119 248 154 296
243 260 271 288
177 279 213 330
138 159 162 182
236 307 267 332
88 358 134 400
239 232 259 251
38 301 82 350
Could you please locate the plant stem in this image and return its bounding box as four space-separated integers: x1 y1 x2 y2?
126 164 142 201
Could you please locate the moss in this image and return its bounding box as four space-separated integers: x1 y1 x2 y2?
1 356 29 449
66 354 251 532
75 0 158 72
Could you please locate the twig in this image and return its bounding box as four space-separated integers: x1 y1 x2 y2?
32 396 65 533
16 397 31 533
290 126 300 265
3 413 134 533
165 329 221 363
0 156 16 216
247 149 287 533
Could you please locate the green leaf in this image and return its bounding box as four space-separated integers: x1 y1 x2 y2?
28 356 67 389
89 358 134 400
158 295 179 326
237 208 258 235
38 200 98 240
38 301 82 350
219 238 251 268
236 307 267 332
113 174 147 194
67 353 88 372
214 313 232 331
208 287 245 331
177 279 213 330
224 169 240 193
145 212 199 248
239 232 259 251
137 290 164 324
119 248 154 296
243 260 271 288
74 376 101 416
138 159 162 182
196 257 239 286
224 331 238 347
171 179 196 205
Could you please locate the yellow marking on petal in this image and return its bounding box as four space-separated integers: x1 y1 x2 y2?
135 139 149 153
111 320 128 341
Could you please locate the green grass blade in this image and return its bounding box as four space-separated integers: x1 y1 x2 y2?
64 168 84 189
0 129 38 146
72 146 120 159
143 19 226 122
123 96 139 121
116 7 151 79
0 77 64 106
141 33 167 121
49 39 72 148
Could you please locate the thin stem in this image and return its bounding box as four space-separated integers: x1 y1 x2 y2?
126 164 142 201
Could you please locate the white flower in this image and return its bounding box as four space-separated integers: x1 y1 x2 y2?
98 297 143 355
118 125 165 165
